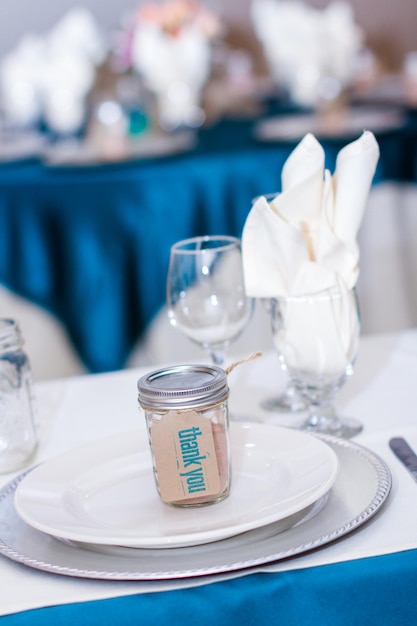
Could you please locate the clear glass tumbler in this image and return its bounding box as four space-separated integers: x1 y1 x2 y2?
0 319 37 473
272 287 362 438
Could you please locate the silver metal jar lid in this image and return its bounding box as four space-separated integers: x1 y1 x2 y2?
137 364 229 410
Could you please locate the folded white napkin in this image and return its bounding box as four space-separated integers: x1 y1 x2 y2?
0 8 105 133
132 24 211 94
251 0 363 106
0 36 45 127
46 7 107 66
131 23 211 128
242 131 380 298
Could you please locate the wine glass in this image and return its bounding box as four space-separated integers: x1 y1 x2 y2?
272 286 362 438
261 298 307 413
167 235 254 366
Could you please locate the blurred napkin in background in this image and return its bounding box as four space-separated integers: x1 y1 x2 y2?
130 1 223 129
241 131 380 298
0 8 107 134
251 0 363 107
42 8 107 135
0 35 45 128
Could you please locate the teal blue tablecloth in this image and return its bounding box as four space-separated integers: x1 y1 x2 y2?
0 109 415 373
3 550 417 625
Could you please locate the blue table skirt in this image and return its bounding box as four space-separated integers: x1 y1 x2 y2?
1 110 416 373
3 549 417 625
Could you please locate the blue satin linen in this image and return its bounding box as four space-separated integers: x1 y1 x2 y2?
3 549 417 625
0 114 410 372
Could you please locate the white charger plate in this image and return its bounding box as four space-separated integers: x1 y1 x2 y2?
14 423 339 549
0 434 391 581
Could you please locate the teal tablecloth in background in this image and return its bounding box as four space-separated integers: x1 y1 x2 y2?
0 107 415 372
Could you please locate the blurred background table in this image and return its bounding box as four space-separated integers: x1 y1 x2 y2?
1 101 417 378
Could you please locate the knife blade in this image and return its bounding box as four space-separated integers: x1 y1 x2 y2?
389 437 417 483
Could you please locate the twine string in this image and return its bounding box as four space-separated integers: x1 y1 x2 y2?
224 351 262 375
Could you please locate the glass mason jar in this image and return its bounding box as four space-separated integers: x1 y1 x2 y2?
138 364 231 507
0 319 38 473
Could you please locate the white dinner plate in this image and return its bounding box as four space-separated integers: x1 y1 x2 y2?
0 434 391 581
14 423 339 549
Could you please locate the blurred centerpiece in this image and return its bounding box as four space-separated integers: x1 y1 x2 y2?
251 0 363 110
0 8 107 137
126 0 223 130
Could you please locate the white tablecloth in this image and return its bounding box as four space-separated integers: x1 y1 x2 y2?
1 329 417 616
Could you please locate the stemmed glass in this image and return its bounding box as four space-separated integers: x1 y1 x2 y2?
261 298 307 413
167 235 254 367
272 286 362 438
251 191 306 415
261 383 306 412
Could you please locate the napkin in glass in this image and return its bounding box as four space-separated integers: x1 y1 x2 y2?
241 131 379 376
242 131 379 297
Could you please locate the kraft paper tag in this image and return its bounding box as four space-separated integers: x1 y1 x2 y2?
151 410 222 503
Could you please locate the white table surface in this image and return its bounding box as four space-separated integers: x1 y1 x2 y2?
1 329 417 616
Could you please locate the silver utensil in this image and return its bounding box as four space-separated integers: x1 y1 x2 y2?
389 437 417 483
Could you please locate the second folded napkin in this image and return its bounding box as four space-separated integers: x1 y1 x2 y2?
241 131 380 297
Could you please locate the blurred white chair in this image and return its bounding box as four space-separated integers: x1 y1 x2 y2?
0 284 86 381
128 299 273 368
